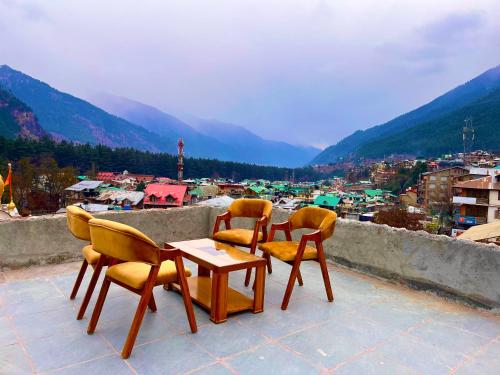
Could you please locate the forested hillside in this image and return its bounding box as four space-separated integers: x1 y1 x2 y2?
0 136 325 182
357 87 500 157
0 86 47 140
312 65 500 163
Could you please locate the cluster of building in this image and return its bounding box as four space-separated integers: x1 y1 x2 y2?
62 170 400 222
58 145 500 244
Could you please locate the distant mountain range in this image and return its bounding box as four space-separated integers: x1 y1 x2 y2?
91 93 319 167
0 65 319 167
312 65 500 164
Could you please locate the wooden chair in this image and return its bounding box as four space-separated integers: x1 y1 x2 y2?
213 198 273 286
66 206 109 321
86 218 197 359
258 206 337 310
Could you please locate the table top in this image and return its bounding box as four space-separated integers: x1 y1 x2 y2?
166 238 266 272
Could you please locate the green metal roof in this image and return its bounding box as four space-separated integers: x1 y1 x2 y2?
313 195 341 208
364 189 383 198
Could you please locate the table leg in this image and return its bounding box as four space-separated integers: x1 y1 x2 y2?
198 264 210 277
210 272 228 323
253 264 265 313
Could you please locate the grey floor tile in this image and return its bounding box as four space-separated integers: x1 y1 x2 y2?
359 299 440 331
191 319 268 358
409 320 490 357
45 354 133 375
12 305 83 343
127 335 214 374
433 311 500 340
236 303 313 339
280 320 367 369
0 316 18 347
455 341 500 375
333 350 420 375
227 343 320 374
98 312 174 352
377 334 469 375
0 343 33 375
24 329 113 373
189 362 234 375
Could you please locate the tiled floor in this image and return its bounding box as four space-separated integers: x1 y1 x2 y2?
0 258 499 374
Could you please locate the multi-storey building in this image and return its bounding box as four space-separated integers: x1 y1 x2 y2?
419 167 469 209
452 174 500 228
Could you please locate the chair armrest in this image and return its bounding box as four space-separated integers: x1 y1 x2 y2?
256 216 269 242
213 211 232 236
159 245 182 262
268 221 292 242
299 230 322 243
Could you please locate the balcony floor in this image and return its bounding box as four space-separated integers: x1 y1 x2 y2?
0 257 499 374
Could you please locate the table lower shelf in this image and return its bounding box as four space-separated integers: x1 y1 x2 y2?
171 276 254 315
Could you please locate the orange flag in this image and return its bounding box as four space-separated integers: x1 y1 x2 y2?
4 168 12 187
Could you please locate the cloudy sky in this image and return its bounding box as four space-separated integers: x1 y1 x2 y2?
1 0 499 148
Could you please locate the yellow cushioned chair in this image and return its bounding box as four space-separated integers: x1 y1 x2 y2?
213 198 273 286
86 218 197 359
259 206 337 310
66 206 108 319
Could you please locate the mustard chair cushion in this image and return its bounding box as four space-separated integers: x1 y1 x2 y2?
66 205 94 241
213 229 263 246
259 241 318 262
82 244 100 265
106 261 192 290
89 218 160 265
229 198 273 219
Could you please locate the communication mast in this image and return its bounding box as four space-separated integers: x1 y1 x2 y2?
177 138 184 184
463 117 474 165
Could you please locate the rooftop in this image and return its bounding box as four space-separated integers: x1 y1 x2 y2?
1 258 498 374
0 206 499 374
454 175 500 190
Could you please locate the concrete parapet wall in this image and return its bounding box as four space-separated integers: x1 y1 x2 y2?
1 205 499 308
0 207 211 269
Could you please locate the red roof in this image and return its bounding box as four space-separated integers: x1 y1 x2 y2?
97 172 116 179
144 184 188 207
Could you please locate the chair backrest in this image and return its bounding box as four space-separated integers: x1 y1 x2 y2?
88 218 160 265
228 198 273 220
289 207 337 240
66 205 94 241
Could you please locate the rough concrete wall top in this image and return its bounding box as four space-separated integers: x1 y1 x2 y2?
0 206 210 269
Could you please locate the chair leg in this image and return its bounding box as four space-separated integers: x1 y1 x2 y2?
317 242 334 302
174 256 197 333
122 267 159 359
77 256 105 320
244 268 252 287
70 259 88 300
281 259 302 310
245 244 258 286
297 269 304 286
148 294 157 312
87 277 111 334
266 252 272 274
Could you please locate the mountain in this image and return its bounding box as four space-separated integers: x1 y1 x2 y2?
87 93 236 161
90 93 320 167
187 117 320 167
0 65 173 153
0 85 47 140
312 65 500 163
356 87 500 158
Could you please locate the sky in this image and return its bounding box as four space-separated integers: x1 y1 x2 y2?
1 0 500 149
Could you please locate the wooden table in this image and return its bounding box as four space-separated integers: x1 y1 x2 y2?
165 238 266 324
